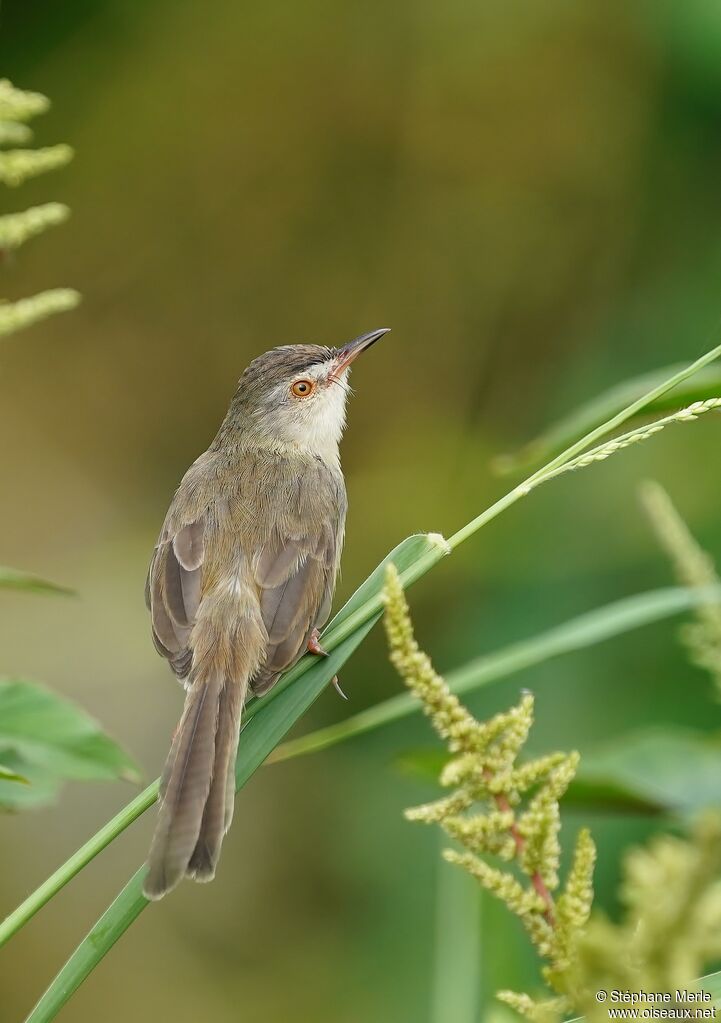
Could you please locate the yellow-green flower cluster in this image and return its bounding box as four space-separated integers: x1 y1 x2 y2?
0 79 49 122
383 563 595 1019
0 79 73 188
0 290 80 339
0 80 79 339
641 481 721 698
383 562 481 755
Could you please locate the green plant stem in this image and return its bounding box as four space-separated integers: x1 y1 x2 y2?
431 837 481 1023
24 868 147 1023
0 783 158 948
448 340 721 550
14 339 721 1022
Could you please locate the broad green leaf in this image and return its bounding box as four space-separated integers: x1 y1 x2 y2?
494 363 721 475
579 727 721 817
0 761 28 784
0 565 73 596
0 678 140 787
0 751 59 811
563 776 664 816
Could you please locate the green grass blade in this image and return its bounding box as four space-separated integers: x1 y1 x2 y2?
24 867 147 1023
0 783 158 948
269 584 721 764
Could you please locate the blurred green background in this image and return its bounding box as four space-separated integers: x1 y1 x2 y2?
3 1 721 1019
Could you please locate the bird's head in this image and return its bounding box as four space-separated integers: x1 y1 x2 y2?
226 328 389 460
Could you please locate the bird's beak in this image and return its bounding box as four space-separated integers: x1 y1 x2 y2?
331 328 390 379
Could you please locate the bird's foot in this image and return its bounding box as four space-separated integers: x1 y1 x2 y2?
307 627 328 657
308 630 348 700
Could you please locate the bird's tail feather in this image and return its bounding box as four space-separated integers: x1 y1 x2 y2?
187 678 243 880
144 673 244 900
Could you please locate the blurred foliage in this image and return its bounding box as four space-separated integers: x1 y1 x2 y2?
0 565 73 595
2 2 721 1022
568 815 721 1023
498 371 721 475
642 481 721 697
0 678 140 810
0 81 136 816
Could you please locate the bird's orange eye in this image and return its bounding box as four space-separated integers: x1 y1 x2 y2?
291 379 315 398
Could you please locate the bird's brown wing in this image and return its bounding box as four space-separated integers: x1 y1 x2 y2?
249 520 340 696
145 518 205 680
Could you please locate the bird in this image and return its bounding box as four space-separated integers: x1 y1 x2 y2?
143 327 389 900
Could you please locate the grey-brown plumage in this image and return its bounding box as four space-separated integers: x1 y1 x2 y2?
143 328 388 900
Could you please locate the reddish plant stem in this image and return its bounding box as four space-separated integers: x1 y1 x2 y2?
487 777 556 927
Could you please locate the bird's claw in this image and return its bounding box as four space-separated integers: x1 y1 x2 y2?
331 675 348 701
309 629 347 699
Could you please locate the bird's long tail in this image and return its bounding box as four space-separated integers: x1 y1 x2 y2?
144 672 245 900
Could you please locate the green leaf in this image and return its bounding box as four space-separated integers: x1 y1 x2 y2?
0 752 60 811
0 761 28 784
578 727 721 818
0 565 74 596
494 363 721 476
0 678 141 787
563 776 664 817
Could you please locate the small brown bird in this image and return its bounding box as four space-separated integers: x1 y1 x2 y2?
143 328 388 899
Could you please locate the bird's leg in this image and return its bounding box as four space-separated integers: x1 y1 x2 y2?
307 628 348 700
